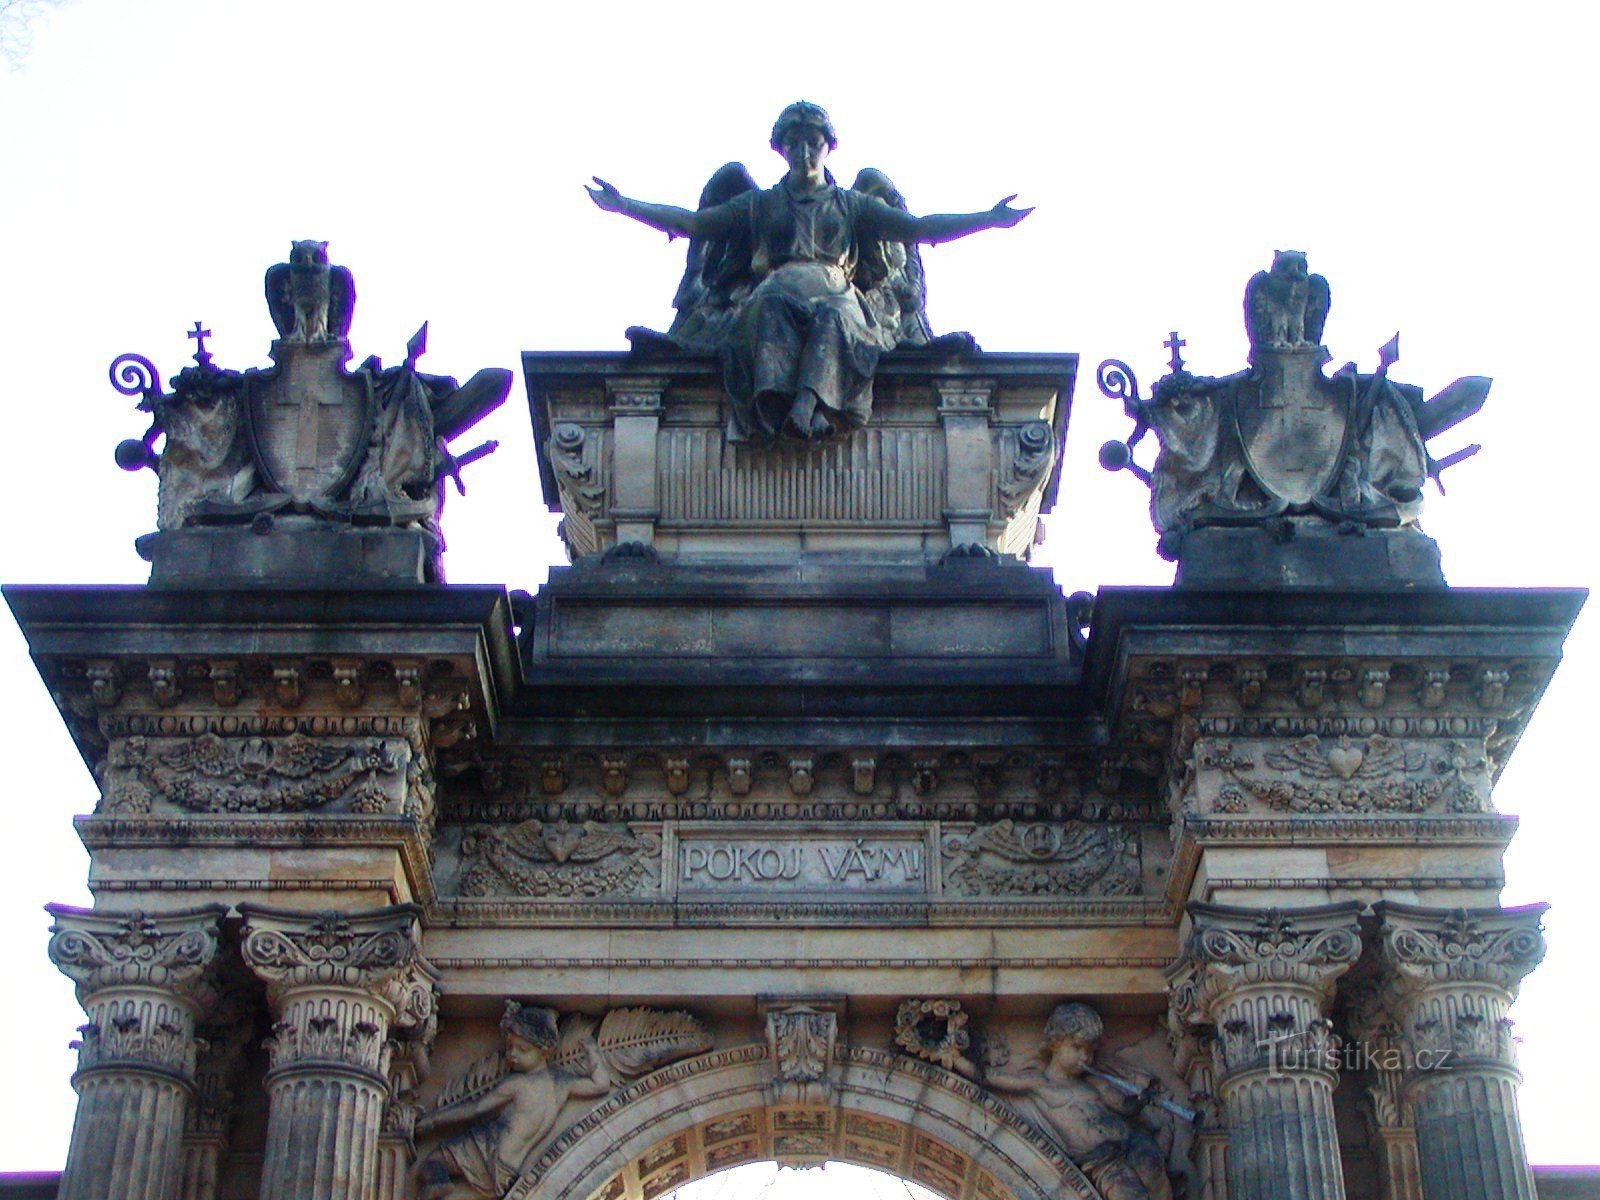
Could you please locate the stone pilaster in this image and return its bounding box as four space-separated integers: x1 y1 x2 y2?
1167 1024 1228 1200
47 903 228 1200
240 904 436 1200
936 380 994 548
1372 902 1546 1200
1168 902 1362 1200
1343 979 1423 1200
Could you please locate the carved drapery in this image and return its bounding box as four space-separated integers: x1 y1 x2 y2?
47 904 228 1200
1372 902 1545 1200
240 904 436 1200
1168 902 1362 1200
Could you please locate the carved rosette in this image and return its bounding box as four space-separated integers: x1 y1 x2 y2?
1168 902 1362 1200
1370 902 1546 1200
46 903 228 1200
240 904 436 1200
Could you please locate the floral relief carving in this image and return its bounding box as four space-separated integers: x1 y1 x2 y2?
457 821 663 898
103 731 411 815
940 820 1141 897
893 998 973 1073
1200 733 1490 815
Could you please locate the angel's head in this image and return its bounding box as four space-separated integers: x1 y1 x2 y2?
771 101 837 164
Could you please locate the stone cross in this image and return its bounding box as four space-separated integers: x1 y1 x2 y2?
1164 331 1187 373
188 320 213 367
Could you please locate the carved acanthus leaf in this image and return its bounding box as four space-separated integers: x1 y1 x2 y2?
239 905 424 997
47 904 228 1000
1377 904 1546 994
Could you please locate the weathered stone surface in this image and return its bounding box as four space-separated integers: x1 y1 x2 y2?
526 352 1074 563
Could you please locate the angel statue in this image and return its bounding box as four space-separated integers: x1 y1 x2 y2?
588 101 1031 445
413 1002 713 1200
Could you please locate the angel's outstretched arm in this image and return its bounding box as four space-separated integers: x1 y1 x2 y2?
860 193 1033 246
586 178 743 241
980 1064 1043 1096
413 1082 512 1137
565 1033 614 1100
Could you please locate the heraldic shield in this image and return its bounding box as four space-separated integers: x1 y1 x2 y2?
245 340 373 509
1232 346 1355 507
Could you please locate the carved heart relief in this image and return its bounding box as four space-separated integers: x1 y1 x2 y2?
1326 743 1365 780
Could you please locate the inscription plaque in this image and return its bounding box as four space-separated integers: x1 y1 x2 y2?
671 824 934 896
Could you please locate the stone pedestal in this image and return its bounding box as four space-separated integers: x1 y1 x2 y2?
140 525 441 588
47 904 228 1200
240 905 436 1200
1373 902 1546 1200
1169 902 1363 1200
1171 525 1445 590
525 351 1073 563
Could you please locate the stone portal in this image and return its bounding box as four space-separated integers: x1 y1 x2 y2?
6 252 1582 1200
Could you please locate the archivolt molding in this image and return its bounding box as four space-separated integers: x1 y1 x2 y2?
506 1043 1103 1200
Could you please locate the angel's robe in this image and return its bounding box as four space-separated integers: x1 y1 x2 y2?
692 179 924 443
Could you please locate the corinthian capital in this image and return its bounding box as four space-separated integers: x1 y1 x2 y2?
1169 902 1362 1082
1176 902 1364 1014
47 904 228 1003
238 904 424 1002
1374 902 1547 996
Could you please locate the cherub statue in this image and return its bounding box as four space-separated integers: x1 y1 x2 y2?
976 1003 1184 1200
588 101 1030 445
413 1003 611 1200
413 1002 713 1200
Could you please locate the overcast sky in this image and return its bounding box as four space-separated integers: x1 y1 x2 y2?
0 0 1594 1174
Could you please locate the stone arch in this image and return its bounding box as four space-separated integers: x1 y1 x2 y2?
503 1044 1105 1200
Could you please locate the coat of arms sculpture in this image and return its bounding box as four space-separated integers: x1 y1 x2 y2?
110 240 512 583
1097 252 1490 580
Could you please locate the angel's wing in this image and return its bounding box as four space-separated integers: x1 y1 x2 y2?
664 162 759 352
564 822 636 863
850 167 933 348
1244 269 1273 348
328 265 357 339
498 820 553 862
1304 272 1331 345
264 262 294 338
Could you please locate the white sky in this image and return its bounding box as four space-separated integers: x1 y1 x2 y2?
0 0 1594 1174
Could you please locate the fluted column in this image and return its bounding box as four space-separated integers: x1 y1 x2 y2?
240 904 437 1200
1168 902 1362 1200
47 904 228 1200
1373 902 1546 1200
